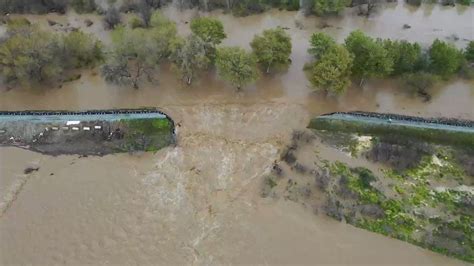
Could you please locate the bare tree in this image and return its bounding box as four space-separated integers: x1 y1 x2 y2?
103 6 122 30
356 0 382 17
137 0 152 27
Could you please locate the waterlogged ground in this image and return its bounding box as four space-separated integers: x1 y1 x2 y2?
0 2 474 265
265 129 473 261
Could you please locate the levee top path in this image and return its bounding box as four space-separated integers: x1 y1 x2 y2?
319 112 474 133
0 109 167 123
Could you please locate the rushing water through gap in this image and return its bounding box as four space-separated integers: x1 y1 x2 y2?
0 3 473 264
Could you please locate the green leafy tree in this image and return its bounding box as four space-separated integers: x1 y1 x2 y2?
345 30 393 83
0 21 103 86
172 34 210 85
102 21 179 89
314 0 347 15
308 32 337 59
250 27 292 73
190 17 226 64
149 12 181 53
61 31 103 68
383 39 422 75
102 28 156 89
190 17 227 46
464 41 474 62
308 45 353 95
428 39 463 78
0 26 62 85
216 47 259 90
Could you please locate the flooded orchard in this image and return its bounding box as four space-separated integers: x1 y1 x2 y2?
0 2 473 265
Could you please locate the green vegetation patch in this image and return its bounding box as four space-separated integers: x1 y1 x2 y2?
320 155 473 262
329 162 383 204
120 118 174 152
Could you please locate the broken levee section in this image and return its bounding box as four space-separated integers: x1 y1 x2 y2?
306 112 474 262
261 111 473 262
0 109 175 155
309 111 474 149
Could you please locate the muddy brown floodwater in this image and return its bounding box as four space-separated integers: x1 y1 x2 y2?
1 2 473 265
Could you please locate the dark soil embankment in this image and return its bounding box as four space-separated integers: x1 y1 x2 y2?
0 109 176 156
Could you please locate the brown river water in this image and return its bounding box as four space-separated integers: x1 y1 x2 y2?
0 2 473 265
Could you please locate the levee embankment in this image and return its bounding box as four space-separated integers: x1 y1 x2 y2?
0 109 175 155
309 111 474 149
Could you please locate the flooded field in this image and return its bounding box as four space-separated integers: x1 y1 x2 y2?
0 2 473 265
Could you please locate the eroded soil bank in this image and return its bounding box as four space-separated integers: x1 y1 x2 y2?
0 3 473 265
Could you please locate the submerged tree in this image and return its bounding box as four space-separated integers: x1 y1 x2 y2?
0 27 61 85
308 45 353 95
102 28 156 89
308 32 337 60
190 17 227 46
428 39 463 78
355 0 382 17
345 30 393 84
402 72 438 101
250 27 292 73
190 17 227 64
216 47 259 90
0 21 102 86
61 31 103 68
383 39 422 76
172 34 210 85
465 41 474 62
101 15 179 89
313 0 347 15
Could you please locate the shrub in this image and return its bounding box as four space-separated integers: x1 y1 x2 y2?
464 41 474 62
71 0 97 13
129 15 144 28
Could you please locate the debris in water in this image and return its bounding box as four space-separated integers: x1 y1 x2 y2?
24 167 39 174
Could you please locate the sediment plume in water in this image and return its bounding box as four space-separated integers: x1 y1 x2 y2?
0 4 473 265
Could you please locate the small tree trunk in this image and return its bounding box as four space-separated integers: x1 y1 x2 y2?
266 64 271 74
133 63 141 89
367 1 375 17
